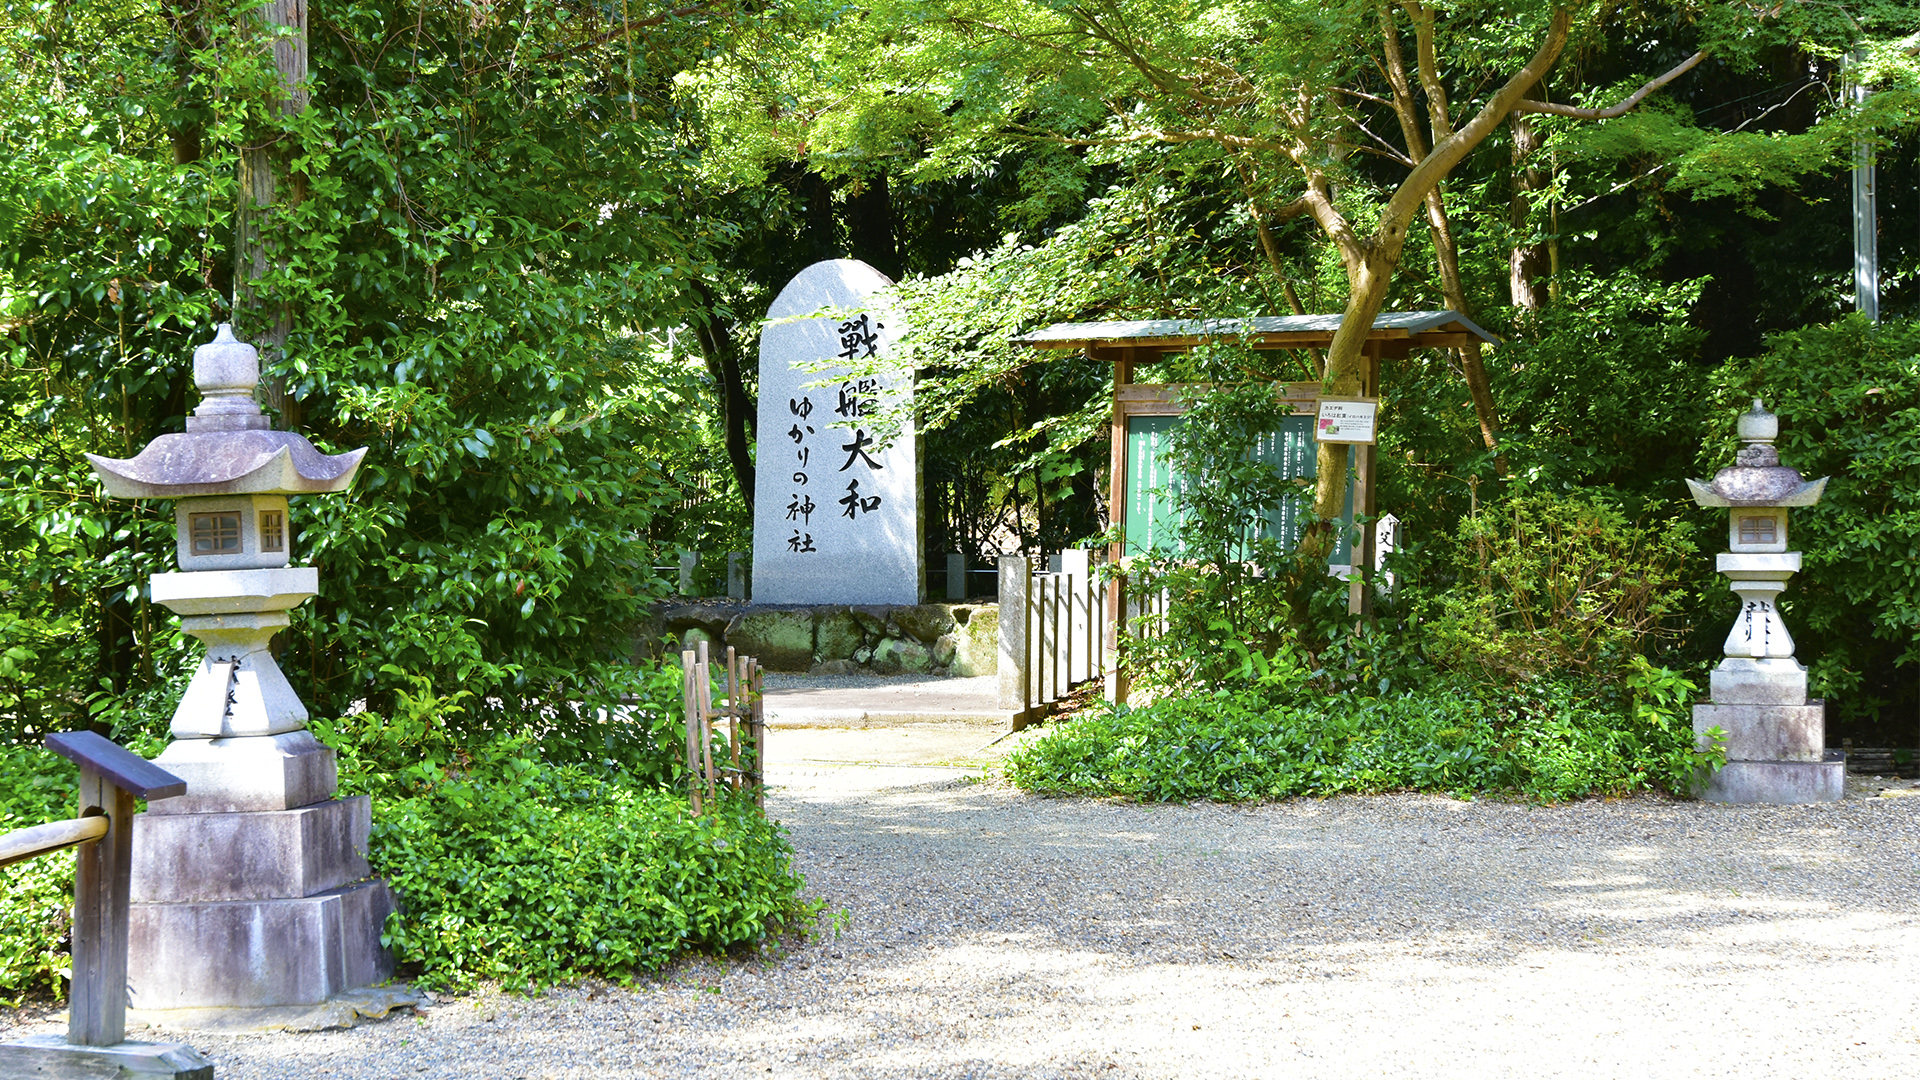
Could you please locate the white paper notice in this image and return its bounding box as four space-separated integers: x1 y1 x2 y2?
1315 399 1379 444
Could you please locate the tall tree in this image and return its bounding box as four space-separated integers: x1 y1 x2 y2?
687 0 1743 537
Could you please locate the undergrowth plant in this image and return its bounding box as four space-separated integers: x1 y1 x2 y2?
357 748 807 991
0 744 79 1004
1420 488 1700 683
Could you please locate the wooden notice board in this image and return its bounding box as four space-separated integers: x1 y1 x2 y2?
1122 412 1353 565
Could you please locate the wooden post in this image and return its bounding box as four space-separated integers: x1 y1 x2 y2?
726 646 743 784
1348 343 1382 616
681 648 701 815
749 660 765 808
1104 347 1132 704
694 640 715 805
67 769 134 1047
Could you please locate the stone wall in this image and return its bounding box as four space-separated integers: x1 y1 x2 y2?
639 602 999 677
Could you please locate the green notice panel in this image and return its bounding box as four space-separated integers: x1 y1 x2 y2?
1123 413 1351 564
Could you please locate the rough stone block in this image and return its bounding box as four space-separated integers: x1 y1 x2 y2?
1697 752 1845 804
951 604 999 678
1693 701 1826 763
931 634 958 668
850 606 893 637
723 609 815 671
0 1034 213 1079
659 603 734 638
129 878 396 1009
814 608 864 663
1709 658 1808 705
627 610 670 662
132 797 371 903
891 603 956 644
868 637 932 675
146 732 337 815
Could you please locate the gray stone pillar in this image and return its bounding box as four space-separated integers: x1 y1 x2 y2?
997 556 1029 719
678 551 698 597
946 552 966 601
1059 549 1092 685
727 552 747 600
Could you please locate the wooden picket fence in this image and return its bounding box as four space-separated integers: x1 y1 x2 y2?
679 641 766 813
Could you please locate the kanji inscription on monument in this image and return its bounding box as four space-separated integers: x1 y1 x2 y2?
751 259 920 605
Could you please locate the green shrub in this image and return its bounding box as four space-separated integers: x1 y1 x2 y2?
1006 656 1717 803
0 743 79 1004
1420 489 1701 682
352 745 806 992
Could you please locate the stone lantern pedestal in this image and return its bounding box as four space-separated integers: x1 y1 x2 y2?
87 326 408 1024
1686 401 1844 803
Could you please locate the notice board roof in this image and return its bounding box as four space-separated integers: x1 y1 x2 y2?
1017 310 1497 357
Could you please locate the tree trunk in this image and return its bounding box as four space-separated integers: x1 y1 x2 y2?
844 173 901 280
1508 109 1547 310
1421 190 1506 470
690 280 758 510
1311 247 1398 527
234 0 307 427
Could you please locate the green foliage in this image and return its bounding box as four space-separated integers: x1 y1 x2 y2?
1488 272 1712 493
358 746 805 991
1709 315 1920 738
0 743 78 1004
1422 488 1701 682
312 656 691 795
1120 379 1311 685
0 0 742 744
1005 656 1718 804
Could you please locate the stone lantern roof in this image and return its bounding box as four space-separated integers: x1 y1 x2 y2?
1685 399 1826 508
86 325 364 498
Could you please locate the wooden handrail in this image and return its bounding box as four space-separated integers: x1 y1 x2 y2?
45 731 187 800
0 815 109 870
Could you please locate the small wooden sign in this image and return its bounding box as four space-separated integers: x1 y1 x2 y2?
1315 398 1379 444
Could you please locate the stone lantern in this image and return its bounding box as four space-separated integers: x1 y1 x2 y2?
87 325 403 1020
1685 400 1843 803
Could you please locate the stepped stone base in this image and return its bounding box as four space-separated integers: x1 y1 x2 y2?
1698 751 1846 804
1694 701 1826 762
146 732 337 815
1709 657 1809 705
129 878 396 1009
132 796 371 903
0 1034 213 1079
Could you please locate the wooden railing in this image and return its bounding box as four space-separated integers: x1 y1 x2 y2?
679 642 765 813
0 732 213 1075
997 550 1108 726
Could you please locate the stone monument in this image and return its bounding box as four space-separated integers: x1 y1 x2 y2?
87 325 405 1021
1686 399 1843 803
751 259 920 605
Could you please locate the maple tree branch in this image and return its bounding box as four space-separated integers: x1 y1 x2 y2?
1514 50 1707 118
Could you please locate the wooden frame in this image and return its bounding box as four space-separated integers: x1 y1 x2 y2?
1025 312 1501 701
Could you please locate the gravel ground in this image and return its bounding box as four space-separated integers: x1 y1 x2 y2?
7 762 1918 1079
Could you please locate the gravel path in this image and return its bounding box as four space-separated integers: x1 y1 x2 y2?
8 759 1919 1079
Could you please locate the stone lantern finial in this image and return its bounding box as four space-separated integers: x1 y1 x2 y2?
185 323 269 432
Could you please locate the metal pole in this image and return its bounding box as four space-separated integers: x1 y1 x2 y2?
1851 47 1879 322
